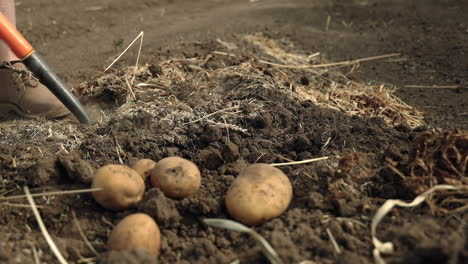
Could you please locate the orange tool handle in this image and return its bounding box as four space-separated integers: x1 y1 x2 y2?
0 12 34 60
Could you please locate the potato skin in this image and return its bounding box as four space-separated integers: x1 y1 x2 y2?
225 164 292 226
92 165 145 211
131 159 157 181
150 157 201 199
107 213 161 256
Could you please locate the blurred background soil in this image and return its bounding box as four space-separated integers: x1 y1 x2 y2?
17 0 468 128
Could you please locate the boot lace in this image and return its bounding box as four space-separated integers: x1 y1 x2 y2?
2 61 39 92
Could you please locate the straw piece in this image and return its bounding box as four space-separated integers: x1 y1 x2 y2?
72 210 98 255
24 186 68 264
104 31 144 72
30 242 40 264
326 228 342 254
259 53 401 69
404 85 460 89
182 105 240 126
0 188 101 201
0 202 44 208
270 157 328 167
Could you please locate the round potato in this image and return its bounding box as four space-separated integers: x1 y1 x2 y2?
131 159 157 181
92 164 145 211
225 163 293 226
150 157 201 199
107 213 161 256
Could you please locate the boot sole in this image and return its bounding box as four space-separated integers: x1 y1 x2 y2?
0 102 70 120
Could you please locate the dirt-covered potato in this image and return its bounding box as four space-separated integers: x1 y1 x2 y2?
107 213 161 256
92 165 145 210
225 163 293 226
131 159 157 181
150 157 201 199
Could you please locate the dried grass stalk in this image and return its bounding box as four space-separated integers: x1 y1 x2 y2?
24 186 68 264
387 129 468 214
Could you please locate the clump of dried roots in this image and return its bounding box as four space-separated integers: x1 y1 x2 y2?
388 129 468 214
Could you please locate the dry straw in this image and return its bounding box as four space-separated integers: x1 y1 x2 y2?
0 188 101 201
76 32 424 142
72 210 98 256
326 228 342 255
24 186 68 264
270 156 328 167
105 31 144 74
244 34 424 128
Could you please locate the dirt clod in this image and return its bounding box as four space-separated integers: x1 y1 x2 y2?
200 148 224 170
221 142 240 163
183 197 221 216
26 158 60 186
58 152 95 184
138 188 182 227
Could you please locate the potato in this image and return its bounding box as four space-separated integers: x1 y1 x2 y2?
92 164 145 210
150 156 201 199
107 213 161 256
225 163 292 226
131 159 157 181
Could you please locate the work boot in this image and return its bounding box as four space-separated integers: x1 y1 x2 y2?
0 61 70 119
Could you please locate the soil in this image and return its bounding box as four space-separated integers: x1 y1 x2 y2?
0 0 467 264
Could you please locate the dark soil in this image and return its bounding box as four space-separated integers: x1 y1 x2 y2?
0 0 467 264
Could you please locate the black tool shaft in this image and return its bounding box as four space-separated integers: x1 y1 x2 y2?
23 52 91 124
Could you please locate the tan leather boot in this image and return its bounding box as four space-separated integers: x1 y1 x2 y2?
0 61 70 119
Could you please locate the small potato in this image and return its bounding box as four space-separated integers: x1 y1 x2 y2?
92 165 145 211
107 213 161 256
150 157 201 199
131 159 157 181
225 163 292 226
